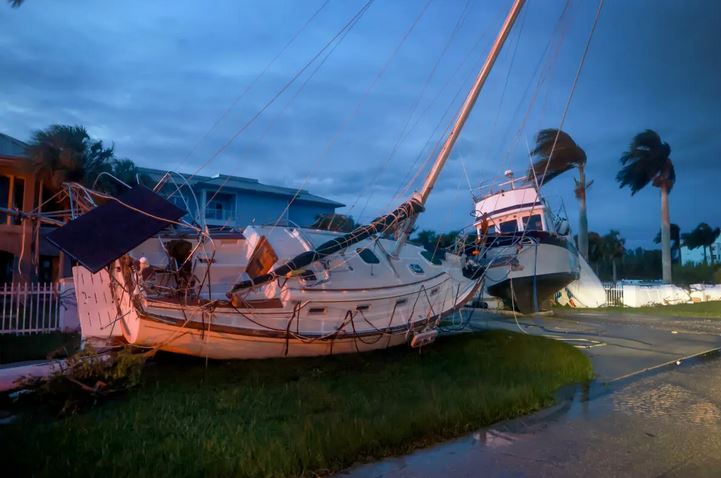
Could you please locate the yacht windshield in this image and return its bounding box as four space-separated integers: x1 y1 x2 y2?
522 214 543 231
498 220 518 233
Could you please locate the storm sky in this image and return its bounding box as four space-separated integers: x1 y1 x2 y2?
2 0 719 249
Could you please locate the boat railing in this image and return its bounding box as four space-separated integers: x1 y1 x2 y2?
471 176 535 202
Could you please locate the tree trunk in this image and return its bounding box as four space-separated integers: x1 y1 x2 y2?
703 246 708 265
577 165 589 260
660 185 672 283
612 259 617 283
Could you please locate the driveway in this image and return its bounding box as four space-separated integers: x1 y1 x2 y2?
341 309 721 477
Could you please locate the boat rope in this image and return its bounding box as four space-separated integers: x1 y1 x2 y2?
184 0 375 183
265 0 434 233
180 0 331 171
537 0 604 188
203 1 364 211
348 0 474 221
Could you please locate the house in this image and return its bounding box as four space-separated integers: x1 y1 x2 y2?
0 132 344 284
0 132 58 283
138 167 344 229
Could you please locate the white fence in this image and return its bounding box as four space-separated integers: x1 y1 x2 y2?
0 282 61 334
603 282 624 306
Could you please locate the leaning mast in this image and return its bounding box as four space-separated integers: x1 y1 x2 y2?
394 0 526 255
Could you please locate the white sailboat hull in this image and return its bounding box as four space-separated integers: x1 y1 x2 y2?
74 226 481 359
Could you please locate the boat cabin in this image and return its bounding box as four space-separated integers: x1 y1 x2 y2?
474 179 556 236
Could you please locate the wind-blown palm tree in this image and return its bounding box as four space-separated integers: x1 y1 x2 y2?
616 130 675 283
529 129 591 260
682 223 721 264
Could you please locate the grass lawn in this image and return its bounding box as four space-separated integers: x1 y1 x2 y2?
0 332 81 364
569 301 721 319
1 330 591 477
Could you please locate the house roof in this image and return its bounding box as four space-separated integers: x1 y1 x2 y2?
0 132 29 158
138 167 344 208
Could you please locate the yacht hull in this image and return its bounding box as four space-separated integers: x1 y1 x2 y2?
481 233 578 313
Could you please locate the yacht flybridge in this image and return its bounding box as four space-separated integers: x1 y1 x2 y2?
473 172 580 313
49 1 528 359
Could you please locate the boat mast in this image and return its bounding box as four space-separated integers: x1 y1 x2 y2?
393 0 526 256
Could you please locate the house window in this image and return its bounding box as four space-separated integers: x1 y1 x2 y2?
0 175 9 224
11 177 24 225
0 251 13 284
0 175 25 225
205 193 235 221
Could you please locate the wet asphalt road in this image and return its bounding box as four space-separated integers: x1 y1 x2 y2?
341 310 721 477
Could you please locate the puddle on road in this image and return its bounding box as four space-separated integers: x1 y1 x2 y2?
448 349 721 454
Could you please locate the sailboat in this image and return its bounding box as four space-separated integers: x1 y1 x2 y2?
50 0 527 359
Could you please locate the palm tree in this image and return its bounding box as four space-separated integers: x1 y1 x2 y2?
28 125 115 192
654 223 681 264
616 130 675 283
27 124 144 198
529 129 590 260
682 223 721 264
311 213 357 233
602 230 625 283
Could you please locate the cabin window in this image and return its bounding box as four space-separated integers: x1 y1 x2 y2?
409 263 424 274
356 304 371 312
308 307 326 315
357 248 380 264
522 214 543 231
421 249 442 265
498 220 518 234
395 298 408 307
430 287 439 296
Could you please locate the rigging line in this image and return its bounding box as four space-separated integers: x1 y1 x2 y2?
204 6 361 210
382 24 493 216
185 0 375 183
267 0 434 231
349 0 473 219
538 0 604 188
490 0 528 131
180 1 331 174
394 54 478 205
496 0 572 168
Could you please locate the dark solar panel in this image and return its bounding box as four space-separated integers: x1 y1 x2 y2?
46 186 186 273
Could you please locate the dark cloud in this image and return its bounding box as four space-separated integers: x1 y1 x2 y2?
1 0 719 246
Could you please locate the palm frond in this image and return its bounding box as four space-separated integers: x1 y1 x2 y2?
617 129 674 194
528 129 586 184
